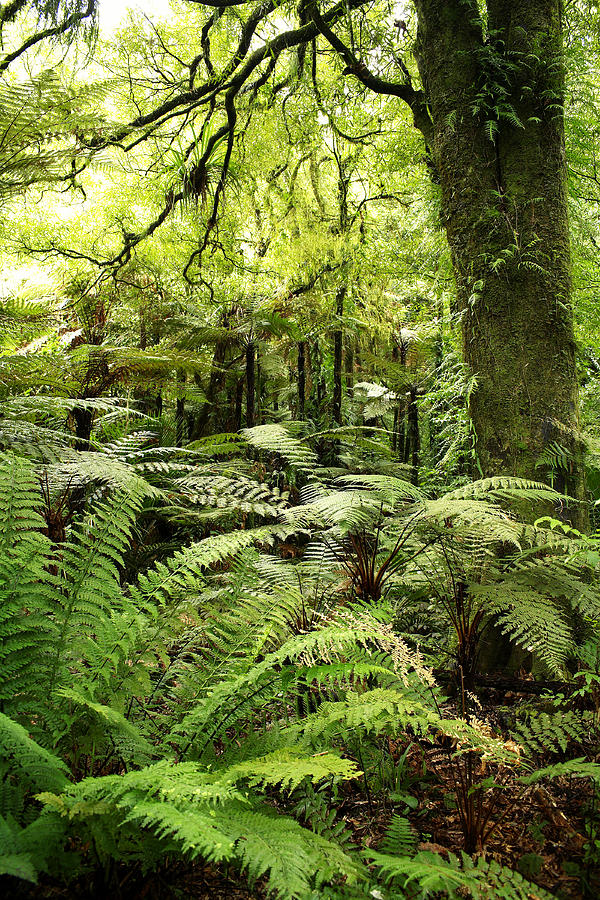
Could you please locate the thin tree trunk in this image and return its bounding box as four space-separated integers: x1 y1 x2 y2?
345 341 354 398
246 341 255 428
139 310 147 350
234 377 244 431
298 340 306 420
175 369 186 446
255 344 261 425
332 286 346 425
407 384 420 484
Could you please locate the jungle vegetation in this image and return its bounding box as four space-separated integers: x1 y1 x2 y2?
1 0 600 898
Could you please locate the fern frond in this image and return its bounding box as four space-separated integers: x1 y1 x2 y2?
242 424 318 470
335 474 425 504
39 757 362 899
475 583 574 673
442 476 562 503
511 709 592 759
0 453 56 706
379 814 418 856
54 688 154 765
172 617 433 755
0 712 69 794
519 757 600 784
45 450 159 499
131 524 278 608
176 470 289 519
367 847 554 899
47 488 146 693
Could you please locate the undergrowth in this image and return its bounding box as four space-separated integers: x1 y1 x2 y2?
0 423 599 899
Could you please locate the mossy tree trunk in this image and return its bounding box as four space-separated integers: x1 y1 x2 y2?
413 0 584 509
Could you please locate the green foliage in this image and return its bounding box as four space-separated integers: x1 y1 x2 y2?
39 755 361 897
0 453 55 706
0 712 69 794
511 708 594 758
0 4 599 894
367 846 554 900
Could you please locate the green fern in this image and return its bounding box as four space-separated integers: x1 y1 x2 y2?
366 847 554 899
0 812 68 883
38 754 362 898
0 713 69 794
242 423 318 471
0 453 56 706
378 814 418 856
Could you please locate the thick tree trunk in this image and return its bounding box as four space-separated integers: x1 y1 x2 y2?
414 0 585 512
73 406 94 449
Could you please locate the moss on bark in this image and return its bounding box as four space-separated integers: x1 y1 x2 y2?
414 0 585 519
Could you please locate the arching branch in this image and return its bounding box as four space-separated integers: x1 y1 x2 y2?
0 0 96 72
307 0 434 145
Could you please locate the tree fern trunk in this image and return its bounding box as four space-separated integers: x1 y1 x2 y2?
407 384 420 485
298 340 306 420
175 369 186 445
246 341 255 428
234 376 244 431
73 406 94 449
190 335 228 439
332 286 346 426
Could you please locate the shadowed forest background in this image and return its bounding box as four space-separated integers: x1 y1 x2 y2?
2 1 600 898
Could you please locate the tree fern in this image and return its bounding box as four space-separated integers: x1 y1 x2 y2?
242 423 318 471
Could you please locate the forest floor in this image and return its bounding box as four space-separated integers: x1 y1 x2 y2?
11 690 598 900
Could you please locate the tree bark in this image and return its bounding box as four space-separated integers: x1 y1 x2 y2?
413 0 585 513
345 341 354 398
246 341 255 428
407 383 420 484
332 285 346 425
73 406 94 449
189 331 229 439
234 377 244 431
298 340 306 419
175 369 186 446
